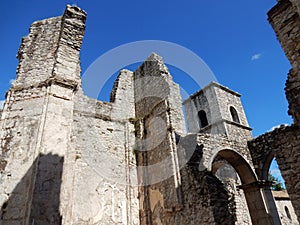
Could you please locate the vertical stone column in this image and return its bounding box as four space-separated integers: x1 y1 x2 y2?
268 1 300 223
0 5 86 225
134 53 186 224
268 0 300 124
240 182 274 225
262 184 282 225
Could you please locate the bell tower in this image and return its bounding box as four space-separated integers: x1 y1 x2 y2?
184 82 252 141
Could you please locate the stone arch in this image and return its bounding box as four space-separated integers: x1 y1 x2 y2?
261 150 275 181
209 149 274 225
260 151 284 225
209 149 257 184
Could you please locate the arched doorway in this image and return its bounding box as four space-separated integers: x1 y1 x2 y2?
209 149 273 225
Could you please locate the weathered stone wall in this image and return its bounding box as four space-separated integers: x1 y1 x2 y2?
0 87 46 224
133 55 188 224
132 55 236 225
69 107 139 224
215 164 252 225
2 2 296 224
234 184 252 224
0 5 87 223
132 54 269 225
197 133 253 170
274 197 299 225
268 0 300 124
67 68 139 224
14 17 62 88
134 53 186 136
248 125 300 222
0 5 141 225
213 84 249 128
246 1 300 223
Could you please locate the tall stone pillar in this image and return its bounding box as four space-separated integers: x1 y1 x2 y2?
262 184 282 225
268 0 300 124
240 182 274 225
0 5 86 224
134 53 186 224
268 0 300 222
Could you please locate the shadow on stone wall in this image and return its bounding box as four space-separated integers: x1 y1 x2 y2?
206 173 236 225
181 143 235 224
1 153 64 225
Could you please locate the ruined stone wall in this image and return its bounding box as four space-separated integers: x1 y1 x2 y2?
66 69 139 224
248 125 300 222
215 165 252 225
0 5 87 223
0 6 242 224
234 185 252 224
14 17 62 88
246 0 300 222
69 106 139 224
133 55 188 224
132 55 259 224
132 54 241 225
175 167 235 225
268 0 300 124
1 2 292 225
0 87 47 224
0 5 141 225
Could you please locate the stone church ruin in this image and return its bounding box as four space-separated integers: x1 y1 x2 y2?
0 0 300 224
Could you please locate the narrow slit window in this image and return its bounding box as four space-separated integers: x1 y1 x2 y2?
285 206 292 220
230 106 240 123
198 110 208 128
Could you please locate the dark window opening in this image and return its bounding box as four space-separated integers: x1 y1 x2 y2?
230 106 240 123
285 206 292 220
198 110 208 128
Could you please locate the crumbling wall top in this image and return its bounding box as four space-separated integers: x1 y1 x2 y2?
13 5 86 91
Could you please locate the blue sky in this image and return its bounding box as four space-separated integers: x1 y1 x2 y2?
0 0 291 183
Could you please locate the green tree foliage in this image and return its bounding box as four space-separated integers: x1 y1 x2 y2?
268 173 285 191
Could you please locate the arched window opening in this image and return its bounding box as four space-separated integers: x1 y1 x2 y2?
198 110 208 128
263 156 288 224
268 158 286 191
285 206 292 220
230 106 240 123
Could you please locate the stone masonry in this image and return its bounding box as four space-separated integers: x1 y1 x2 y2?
0 1 300 225
272 191 299 225
249 0 300 224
